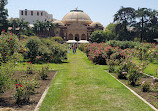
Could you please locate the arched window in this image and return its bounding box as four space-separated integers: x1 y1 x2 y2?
75 34 79 41
68 34 73 40
37 12 39 16
81 34 86 40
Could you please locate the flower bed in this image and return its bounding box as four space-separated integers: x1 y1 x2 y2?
0 71 56 111
110 72 158 109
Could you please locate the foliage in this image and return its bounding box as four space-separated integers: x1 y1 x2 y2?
141 81 150 92
127 63 143 86
90 30 106 43
106 40 140 49
14 77 38 104
0 32 20 62
25 37 67 63
0 0 8 34
26 62 33 74
39 65 49 80
48 42 67 63
33 21 55 37
113 7 158 42
25 37 41 62
0 62 14 93
51 36 63 43
8 18 29 35
78 43 90 55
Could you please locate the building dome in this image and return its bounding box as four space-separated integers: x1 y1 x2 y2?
62 10 92 24
90 22 103 27
53 20 64 26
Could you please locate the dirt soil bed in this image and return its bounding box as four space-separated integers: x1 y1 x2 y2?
0 71 56 111
111 72 158 109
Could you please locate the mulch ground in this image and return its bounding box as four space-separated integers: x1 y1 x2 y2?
0 71 56 111
111 72 158 109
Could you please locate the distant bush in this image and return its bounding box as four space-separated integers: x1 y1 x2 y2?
25 37 41 62
106 40 140 49
51 36 63 43
49 42 67 63
91 30 106 43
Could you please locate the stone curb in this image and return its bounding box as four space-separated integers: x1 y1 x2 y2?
34 71 58 111
104 70 158 111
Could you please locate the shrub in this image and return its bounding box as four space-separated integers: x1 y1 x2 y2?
141 81 150 92
14 77 37 104
106 40 140 49
39 65 49 80
25 37 41 62
51 36 63 43
26 62 33 74
91 30 106 43
0 33 20 62
0 62 14 93
48 42 67 63
127 64 143 86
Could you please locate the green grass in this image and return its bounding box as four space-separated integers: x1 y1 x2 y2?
132 57 158 77
36 50 153 111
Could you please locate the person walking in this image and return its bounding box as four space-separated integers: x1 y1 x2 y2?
73 44 77 54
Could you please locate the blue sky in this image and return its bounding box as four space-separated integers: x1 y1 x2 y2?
6 0 158 27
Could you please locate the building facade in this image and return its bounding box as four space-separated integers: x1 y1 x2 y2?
19 9 53 24
53 10 104 41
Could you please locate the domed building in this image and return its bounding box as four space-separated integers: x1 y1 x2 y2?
53 9 104 42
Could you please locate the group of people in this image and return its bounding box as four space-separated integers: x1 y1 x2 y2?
68 43 77 54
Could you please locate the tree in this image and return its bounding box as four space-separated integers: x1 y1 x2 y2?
91 30 106 43
146 10 158 42
33 20 55 37
135 8 152 42
105 23 118 40
0 0 8 34
114 6 136 40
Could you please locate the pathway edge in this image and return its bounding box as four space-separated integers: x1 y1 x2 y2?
104 70 158 111
34 71 58 111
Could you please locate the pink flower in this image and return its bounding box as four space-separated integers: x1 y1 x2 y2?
139 71 143 74
142 81 145 85
122 72 127 74
136 65 139 68
151 83 154 86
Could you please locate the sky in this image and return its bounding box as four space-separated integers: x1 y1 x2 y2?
6 0 158 27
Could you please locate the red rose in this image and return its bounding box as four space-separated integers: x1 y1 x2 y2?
2 30 5 32
19 84 22 87
10 38 12 40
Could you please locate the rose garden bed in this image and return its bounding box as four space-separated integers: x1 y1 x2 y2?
0 71 56 111
110 72 158 109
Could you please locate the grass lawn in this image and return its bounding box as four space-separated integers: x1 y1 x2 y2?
29 50 154 111
132 57 158 77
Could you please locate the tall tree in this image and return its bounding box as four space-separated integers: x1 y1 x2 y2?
135 8 152 42
146 10 158 42
114 6 136 40
0 0 8 34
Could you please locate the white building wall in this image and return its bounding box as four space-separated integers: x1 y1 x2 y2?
19 9 53 24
